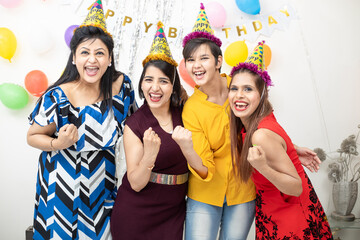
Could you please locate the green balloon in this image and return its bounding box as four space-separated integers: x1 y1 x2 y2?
0 83 29 109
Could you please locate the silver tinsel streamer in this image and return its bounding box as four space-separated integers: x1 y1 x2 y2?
153 0 182 60
174 1 185 49
111 0 127 70
164 0 174 25
154 0 174 27
127 0 148 77
109 0 128 184
155 0 161 22
110 0 184 77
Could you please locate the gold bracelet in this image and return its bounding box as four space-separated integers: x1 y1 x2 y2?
50 138 56 151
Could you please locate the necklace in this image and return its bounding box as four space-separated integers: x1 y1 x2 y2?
159 118 172 127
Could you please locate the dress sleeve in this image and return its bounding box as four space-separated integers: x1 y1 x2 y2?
182 106 215 182
125 115 142 141
125 75 138 117
28 88 60 129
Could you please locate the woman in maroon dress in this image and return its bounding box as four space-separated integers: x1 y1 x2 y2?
111 22 203 240
110 59 188 239
228 41 333 240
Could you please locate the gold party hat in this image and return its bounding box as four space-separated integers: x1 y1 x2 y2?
78 0 111 37
142 21 178 67
230 41 272 86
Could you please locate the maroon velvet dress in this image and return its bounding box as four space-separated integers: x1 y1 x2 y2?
242 113 333 240
110 103 188 240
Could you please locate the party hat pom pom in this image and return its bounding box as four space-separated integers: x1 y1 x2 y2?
157 21 164 29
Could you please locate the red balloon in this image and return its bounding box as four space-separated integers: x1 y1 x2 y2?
24 70 48 97
179 59 195 88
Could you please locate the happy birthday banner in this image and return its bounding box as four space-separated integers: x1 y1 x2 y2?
216 5 296 43
71 0 297 77
89 4 296 45
74 0 296 44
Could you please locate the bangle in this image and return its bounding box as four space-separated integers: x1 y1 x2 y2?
147 164 155 171
50 138 56 151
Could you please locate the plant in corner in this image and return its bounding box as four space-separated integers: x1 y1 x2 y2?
314 124 360 221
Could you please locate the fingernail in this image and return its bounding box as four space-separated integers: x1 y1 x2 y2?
253 144 257 147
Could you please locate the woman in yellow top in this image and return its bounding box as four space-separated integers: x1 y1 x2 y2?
179 3 321 240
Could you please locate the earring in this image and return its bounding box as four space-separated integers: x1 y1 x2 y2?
72 61 75 65
108 63 112 67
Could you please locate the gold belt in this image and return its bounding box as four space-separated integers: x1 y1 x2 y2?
149 172 189 185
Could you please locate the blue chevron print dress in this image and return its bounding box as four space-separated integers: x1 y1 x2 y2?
29 75 137 240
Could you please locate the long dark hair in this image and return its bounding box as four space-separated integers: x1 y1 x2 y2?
138 60 181 108
182 38 222 72
43 26 122 108
229 68 273 182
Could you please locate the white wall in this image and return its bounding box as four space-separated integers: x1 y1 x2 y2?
0 0 359 239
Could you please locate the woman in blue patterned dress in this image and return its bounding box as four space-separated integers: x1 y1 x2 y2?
26 3 137 239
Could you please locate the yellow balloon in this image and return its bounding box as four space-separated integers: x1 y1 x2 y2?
224 41 248 67
0 27 17 62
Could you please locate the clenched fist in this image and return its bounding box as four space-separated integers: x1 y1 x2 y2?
142 127 161 165
56 124 79 149
172 126 193 152
247 145 267 170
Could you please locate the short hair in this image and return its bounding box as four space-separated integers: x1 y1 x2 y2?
182 38 222 72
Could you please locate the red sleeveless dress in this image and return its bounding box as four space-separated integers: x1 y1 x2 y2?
242 113 333 240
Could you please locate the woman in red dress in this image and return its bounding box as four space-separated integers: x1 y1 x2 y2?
228 41 333 240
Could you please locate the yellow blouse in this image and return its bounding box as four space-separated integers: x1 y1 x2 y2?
182 74 256 207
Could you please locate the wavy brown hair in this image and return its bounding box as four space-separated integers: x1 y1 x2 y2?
229 68 273 182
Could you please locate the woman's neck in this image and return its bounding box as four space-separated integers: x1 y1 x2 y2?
75 78 101 92
149 103 173 132
61 80 102 107
199 73 228 105
149 102 171 120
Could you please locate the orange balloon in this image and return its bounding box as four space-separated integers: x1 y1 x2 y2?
24 70 49 97
179 59 195 88
263 44 272 69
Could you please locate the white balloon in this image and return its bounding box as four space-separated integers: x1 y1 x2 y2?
28 27 54 54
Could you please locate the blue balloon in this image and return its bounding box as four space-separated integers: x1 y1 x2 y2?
235 0 261 15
